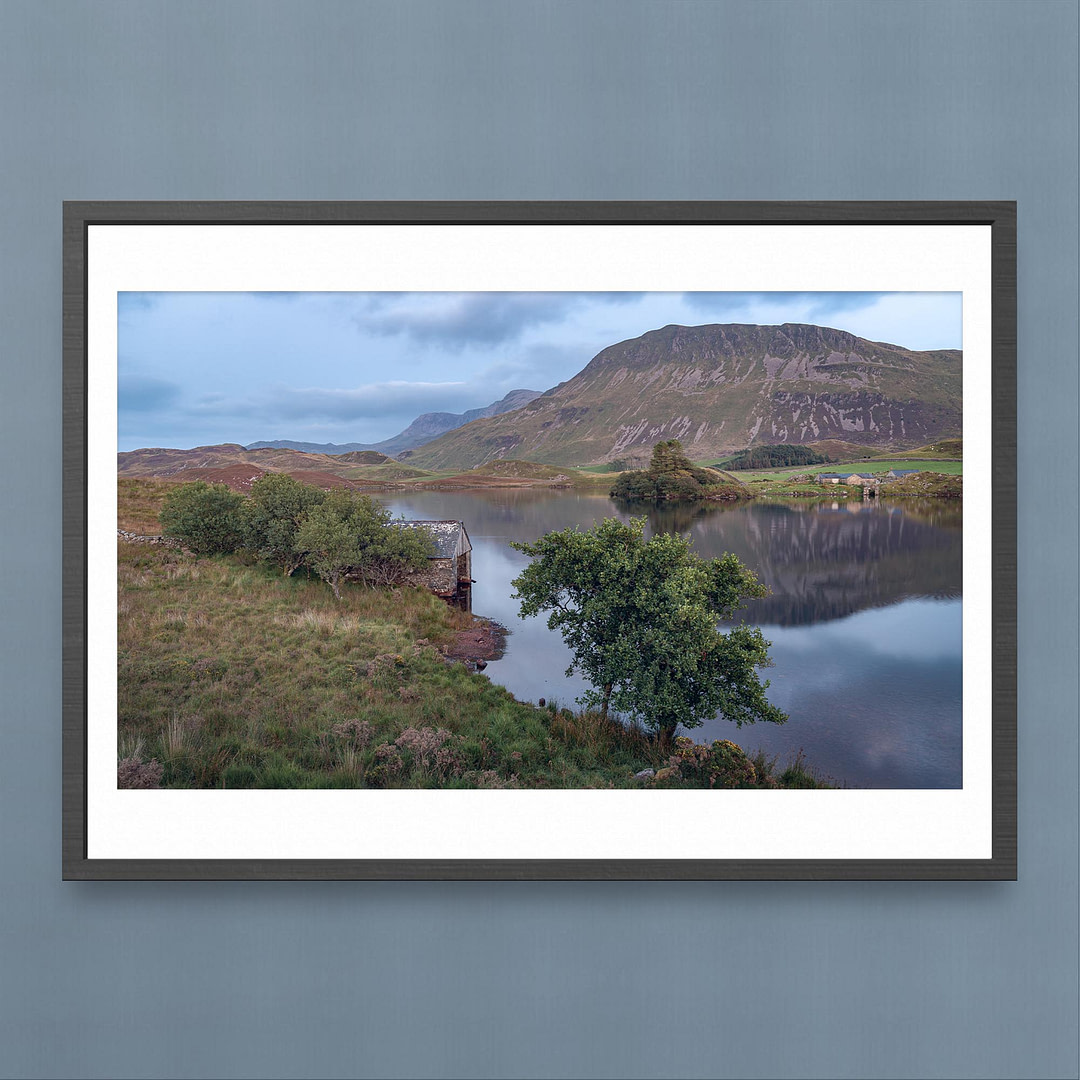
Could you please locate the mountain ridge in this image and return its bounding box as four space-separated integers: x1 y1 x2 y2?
246 388 542 457
402 323 962 469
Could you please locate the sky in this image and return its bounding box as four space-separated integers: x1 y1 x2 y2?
117 291 961 451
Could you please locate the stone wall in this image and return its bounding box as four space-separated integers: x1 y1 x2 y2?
117 529 182 548
400 557 457 595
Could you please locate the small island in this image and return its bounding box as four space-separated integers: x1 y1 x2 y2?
610 439 749 501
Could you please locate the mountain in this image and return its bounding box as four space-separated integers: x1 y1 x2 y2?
368 387 544 456
246 388 543 458
242 439 381 455
402 324 962 470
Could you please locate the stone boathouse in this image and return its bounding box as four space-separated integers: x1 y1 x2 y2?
395 520 473 600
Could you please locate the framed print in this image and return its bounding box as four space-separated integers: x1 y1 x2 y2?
62 201 1016 879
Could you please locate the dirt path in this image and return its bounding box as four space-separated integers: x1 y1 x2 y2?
441 617 508 668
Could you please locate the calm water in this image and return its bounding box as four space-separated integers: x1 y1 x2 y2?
383 491 963 788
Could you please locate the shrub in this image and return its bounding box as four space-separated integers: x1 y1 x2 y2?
703 739 759 788
650 738 760 788
330 718 375 747
159 481 244 555
368 743 405 786
241 473 327 575
294 490 433 598
394 726 453 770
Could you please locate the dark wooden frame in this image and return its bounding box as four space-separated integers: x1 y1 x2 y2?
63 201 1017 880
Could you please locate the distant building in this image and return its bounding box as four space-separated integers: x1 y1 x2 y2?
395 520 473 599
819 468 925 484
818 472 875 484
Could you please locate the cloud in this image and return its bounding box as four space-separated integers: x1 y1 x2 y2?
118 293 159 314
476 342 593 389
357 292 643 348
118 374 182 412
682 291 891 320
266 381 481 422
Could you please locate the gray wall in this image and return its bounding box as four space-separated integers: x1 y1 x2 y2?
2 2 1076 1077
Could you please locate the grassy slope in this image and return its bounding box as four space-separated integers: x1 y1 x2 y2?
117 479 827 790
878 473 963 497
338 463 435 482
119 543 663 789
406 461 614 492
118 478 179 532
895 438 962 457
117 449 617 493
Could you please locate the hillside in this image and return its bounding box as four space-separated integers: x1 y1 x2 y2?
116 444 604 491
117 443 361 480
116 443 437 490
333 450 394 465
404 323 962 469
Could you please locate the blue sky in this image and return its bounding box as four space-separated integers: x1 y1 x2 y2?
118 291 961 451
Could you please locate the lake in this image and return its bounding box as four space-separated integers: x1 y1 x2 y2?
383 490 963 789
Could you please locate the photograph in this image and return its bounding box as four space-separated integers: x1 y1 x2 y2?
115 289 964 795
71 213 1003 871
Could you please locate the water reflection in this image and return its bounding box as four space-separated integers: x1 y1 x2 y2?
699 599 962 789
382 491 962 788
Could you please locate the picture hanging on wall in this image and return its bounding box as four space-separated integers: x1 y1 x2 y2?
62 200 1016 879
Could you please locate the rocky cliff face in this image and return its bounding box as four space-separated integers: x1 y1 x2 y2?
404 323 962 469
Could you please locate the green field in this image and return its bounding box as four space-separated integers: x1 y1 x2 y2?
744 459 963 482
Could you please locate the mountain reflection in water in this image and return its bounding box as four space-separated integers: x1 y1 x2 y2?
383 491 962 789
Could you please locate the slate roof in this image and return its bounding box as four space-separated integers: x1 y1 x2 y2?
394 520 470 559
890 469 921 477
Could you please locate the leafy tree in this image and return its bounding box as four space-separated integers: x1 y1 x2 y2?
648 439 697 478
159 481 244 555
511 517 787 738
610 439 718 501
293 491 367 600
241 473 327 576
351 509 433 588
293 490 433 598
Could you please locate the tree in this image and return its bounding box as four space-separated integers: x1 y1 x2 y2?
159 481 244 555
293 490 433 598
293 490 367 599
241 473 327 576
610 439 716 501
511 517 787 738
719 444 829 470
648 439 697 478
352 514 433 588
